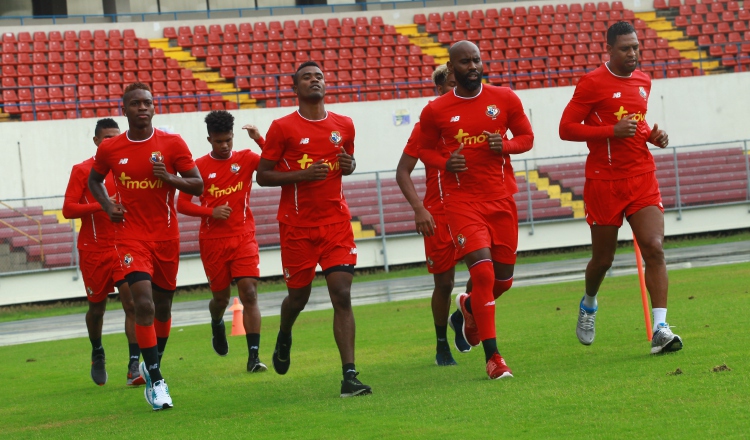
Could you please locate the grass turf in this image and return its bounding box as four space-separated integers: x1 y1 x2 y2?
1 263 749 438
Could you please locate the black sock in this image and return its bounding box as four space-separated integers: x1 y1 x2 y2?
246 333 260 357
211 318 223 326
157 337 168 366
141 346 163 382
481 338 498 362
128 343 140 367
342 363 356 379
278 329 291 343
90 338 104 356
465 297 473 314
435 325 449 349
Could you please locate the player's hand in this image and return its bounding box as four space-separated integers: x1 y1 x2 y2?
484 131 503 154
337 147 355 174
242 124 261 140
648 123 669 148
104 203 125 223
152 162 172 183
304 159 330 181
212 203 232 220
613 114 638 138
414 206 436 237
446 144 468 173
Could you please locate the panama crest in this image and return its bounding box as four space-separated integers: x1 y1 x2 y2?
486 105 500 119
150 151 163 163
329 131 342 145
230 163 240 173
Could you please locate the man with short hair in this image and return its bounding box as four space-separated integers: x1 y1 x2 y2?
559 21 682 354
177 111 267 373
419 41 534 379
396 64 472 366
89 83 203 410
256 61 371 397
63 118 143 387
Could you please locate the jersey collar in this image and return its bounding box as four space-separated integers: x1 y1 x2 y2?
296 110 328 121
604 62 633 78
125 127 155 142
452 83 483 100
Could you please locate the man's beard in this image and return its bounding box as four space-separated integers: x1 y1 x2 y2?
456 72 482 91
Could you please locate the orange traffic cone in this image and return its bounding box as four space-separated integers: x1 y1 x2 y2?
229 297 245 336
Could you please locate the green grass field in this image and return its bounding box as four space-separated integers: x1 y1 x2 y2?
2 264 749 438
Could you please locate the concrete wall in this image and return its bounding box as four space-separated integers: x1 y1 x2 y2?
2 71 749 204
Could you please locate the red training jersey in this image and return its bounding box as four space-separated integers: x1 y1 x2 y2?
92 129 197 241
176 149 261 239
559 64 655 180
402 122 444 215
63 157 117 251
418 84 534 202
262 111 354 227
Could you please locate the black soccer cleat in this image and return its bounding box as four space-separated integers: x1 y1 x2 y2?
435 347 457 366
90 353 107 386
247 354 268 373
340 372 372 398
448 310 472 353
211 319 229 356
272 331 292 375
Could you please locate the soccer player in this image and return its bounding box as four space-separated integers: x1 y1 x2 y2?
396 64 472 366
88 83 203 410
176 111 267 372
418 41 534 379
256 61 371 397
559 21 682 354
63 118 144 387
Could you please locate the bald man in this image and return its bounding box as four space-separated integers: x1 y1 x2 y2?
418 41 534 379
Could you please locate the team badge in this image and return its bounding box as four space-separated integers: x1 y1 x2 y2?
486 105 500 119
86 286 94 297
230 163 240 173
283 268 290 279
639 87 647 99
350 247 357 255
123 254 133 266
150 151 163 163
426 257 434 267
457 234 466 247
329 131 342 145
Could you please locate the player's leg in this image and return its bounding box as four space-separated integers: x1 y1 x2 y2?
117 280 144 386
86 298 108 386
448 274 472 354
152 284 174 365
199 237 232 356
150 238 180 367
236 276 266 372
208 285 231 356
432 268 456 365
272 282 312 375
628 205 682 353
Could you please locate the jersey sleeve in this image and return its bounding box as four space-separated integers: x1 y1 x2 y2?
172 136 197 173
62 166 101 219
559 75 615 141
244 150 262 173
261 121 285 162
417 104 448 170
91 144 111 176
344 119 355 156
176 191 213 217
502 90 534 155
254 136 265 150
402 122 420 158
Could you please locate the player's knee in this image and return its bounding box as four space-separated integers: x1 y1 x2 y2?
639 238 665 263
213 295 230 310
433 277 454 297
330 289 352 311
133 298 154 317
88 301 106 319
591 254 615 271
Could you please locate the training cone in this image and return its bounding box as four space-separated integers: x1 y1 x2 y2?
229 297 245 336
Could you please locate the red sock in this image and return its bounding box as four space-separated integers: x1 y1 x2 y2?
468 260 496 341
134 323 157 350
154 317 172 338
493 277 513 299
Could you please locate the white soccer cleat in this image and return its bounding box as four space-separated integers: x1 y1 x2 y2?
576 298 597 346
151 379 174 411
651 323 683 354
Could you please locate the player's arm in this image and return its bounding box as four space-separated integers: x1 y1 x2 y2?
396 153 435 236
152 164 204 196
417 105 451 170
559 78 620 141
256 158 328 187
498 92 535 154
176 191 213 218
62 167 101 219
88 168 124 222
647 122 669 148
242 124 265 150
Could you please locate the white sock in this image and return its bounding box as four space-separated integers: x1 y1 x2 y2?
582 293 598 310
652 308 667 331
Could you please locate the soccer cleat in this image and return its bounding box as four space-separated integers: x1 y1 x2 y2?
127 362 145 386
650 323 683 354
435 347 457 366
247 354 268 373
211 319 229 356
151 379 174 411
486 353 513 380
448 309 472 353
272 331 292 375
90 353 107 386
576 298 598 346
139 362 154 406
455 293 480 347
340 372 372 397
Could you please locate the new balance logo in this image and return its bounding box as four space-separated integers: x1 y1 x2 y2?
450 116 460 122
119 158 128 164
485 301 496 306
208 173 216 179
612 92 621 98
299 138 310 144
